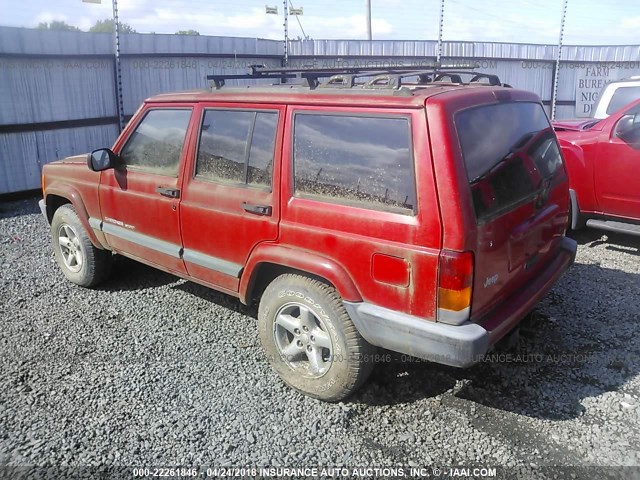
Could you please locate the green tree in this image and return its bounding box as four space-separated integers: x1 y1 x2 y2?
175 29 200 35
36 21 81 32
89 19 136 34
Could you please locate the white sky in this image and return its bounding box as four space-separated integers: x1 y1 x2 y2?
1 0 639 45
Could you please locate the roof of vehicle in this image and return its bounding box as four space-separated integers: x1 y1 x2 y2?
146 83 521 109
608 76 640 84
144 66 532 108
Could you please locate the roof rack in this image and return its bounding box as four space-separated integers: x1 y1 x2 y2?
206 63 507 90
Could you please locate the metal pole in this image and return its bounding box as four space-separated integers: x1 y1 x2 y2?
283 0 289 66
289 0 308 40
112 0 124 131
366 0 372 41
436 0 445 64
551 0 568 121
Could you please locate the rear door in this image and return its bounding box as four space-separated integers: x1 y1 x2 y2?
179 103 283 293
454 101 569 319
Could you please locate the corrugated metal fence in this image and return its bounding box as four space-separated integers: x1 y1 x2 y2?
1 26 639 194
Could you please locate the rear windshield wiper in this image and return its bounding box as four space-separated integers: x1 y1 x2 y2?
469 153 513 184
468 131 536 185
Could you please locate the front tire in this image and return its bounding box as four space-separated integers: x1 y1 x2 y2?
258 274 375 401
51 205 112 287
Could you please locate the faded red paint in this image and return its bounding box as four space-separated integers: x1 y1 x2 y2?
41 82 574 346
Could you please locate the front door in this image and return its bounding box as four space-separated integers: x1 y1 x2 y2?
98 107 194 275
595 104 640 220
179 104 283 293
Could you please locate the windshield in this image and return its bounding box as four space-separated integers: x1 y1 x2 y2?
606 86 640 115
456 102 563 222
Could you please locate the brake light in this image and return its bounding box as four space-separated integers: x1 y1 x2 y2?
41 173 46 196
437 250 474 325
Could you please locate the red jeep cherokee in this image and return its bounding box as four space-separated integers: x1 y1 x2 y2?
554 99 640 236
40 67 577 401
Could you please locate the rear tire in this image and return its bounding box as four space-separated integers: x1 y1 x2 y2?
51 205 112 288
258 274 375 402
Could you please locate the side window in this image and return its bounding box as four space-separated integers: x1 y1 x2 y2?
248 113 278 187
196 109 278 188
120 109 192 176
293 114 415 214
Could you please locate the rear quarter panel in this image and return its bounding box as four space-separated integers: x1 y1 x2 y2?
278 105 442 320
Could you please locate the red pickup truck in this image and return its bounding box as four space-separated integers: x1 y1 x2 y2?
554 99 640 236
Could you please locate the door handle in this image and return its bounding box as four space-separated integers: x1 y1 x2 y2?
242 202 272 216
156 186 180 198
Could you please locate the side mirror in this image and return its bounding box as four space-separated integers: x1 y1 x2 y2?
87 148 118 172
614 113 640 147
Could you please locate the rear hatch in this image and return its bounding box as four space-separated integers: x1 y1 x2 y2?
455 101 569 320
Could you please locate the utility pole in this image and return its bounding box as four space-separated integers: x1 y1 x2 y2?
551 0 568 120
436 0 445 64
366 0 372 41
84 0 125 131
112 0 124 131
283 0 289 66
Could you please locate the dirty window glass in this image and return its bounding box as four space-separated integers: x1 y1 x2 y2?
196 110 253 183
120 109 192 177
248 113 277 187
293 114 415 214
196 110 277 188
456 102 563 222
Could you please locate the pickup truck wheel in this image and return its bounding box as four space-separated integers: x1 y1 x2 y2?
258 274 375 401
51 205 112 288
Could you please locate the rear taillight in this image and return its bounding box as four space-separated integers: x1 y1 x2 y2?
41 173 46 197
437 250 474 325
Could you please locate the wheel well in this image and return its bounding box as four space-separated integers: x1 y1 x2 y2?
245 262 335 306
45 194 71 223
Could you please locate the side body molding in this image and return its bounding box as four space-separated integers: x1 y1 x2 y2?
99 221 182 258
240 244 362 304
91 219 244 278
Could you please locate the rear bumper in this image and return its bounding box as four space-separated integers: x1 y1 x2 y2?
344 301 488 367
476 236 577 345
344 236 577 368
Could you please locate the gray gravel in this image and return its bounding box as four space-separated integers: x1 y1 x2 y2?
1 197 639 475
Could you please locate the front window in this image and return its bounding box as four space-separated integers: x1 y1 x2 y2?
120 109 192 177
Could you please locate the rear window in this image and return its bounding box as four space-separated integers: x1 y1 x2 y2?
293 113 415 214
456 102 563 222
607 86 640 115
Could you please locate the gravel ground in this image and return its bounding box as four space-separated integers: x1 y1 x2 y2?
1 197 639 478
